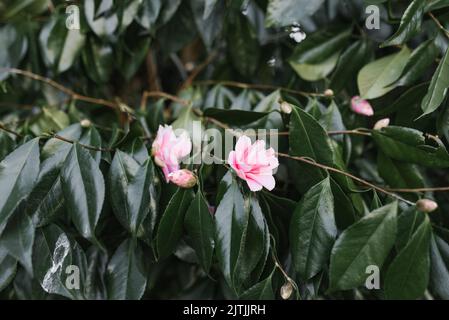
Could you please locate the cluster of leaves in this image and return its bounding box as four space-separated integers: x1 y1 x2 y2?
1 0 449 300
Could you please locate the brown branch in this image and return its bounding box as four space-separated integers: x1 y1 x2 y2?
429 12 449 38
276 152 415 205
140 91 191 111
386 186 449 193
52 134 113 152
194 80 327 98
0 123 22 138
2 68 117 109
180 51 218 90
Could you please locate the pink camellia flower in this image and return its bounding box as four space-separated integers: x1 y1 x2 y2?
351 96 374 116
152 125 192 182
228 135 279 192
168 169 197 188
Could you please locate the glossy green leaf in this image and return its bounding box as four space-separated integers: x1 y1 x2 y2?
329 203 397 291
385 216 431 300
395 40 438 87
33 224 87 299
377 150 424 189
214 176 268 293
0 212 35 275
330 39 374 93
358 46 411 99
290 177 336 280
289 26 351 64
421 47 449 116
39 16 85 73
156 188 194 259
382 0 425 47
27 124 83 227
61 143 105 242
0 138 40 229
109 151 157 235
372 126 449 168
239 271 275 300
0 252 17 292
184 191 214 272
265 0 325 28
430 234 449 299
106 238 147 300
289 106 333 192
203 108 269 126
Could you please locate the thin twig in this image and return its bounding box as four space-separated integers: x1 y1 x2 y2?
180 51 218 90
276 152 415 205
2 68 117 109
140 91 191 111
0 123 22 138
429 12 449 38
386 186 449 193
194 80 327 97
52 134 113 152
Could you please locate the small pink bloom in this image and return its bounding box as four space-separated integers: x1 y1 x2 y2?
168 169 197 188
152 125 192 182
228 136 279 192
373 118 390 130
351 96 374 116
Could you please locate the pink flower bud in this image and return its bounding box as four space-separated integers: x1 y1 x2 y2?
416 199 438 213
168 169 197 188
373 118 390 130
351 96 374 116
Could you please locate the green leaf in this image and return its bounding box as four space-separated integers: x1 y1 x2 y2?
203 108 269 126
156 188 194 259
421 47 449 116
430 234 449 299
239 271 275 300
214 176 268 293
61 143 105 242
27 124 83 226
0 252 16 292
227 14 259 76
109 151 158 235
329 203 397 291
288 26 351 64
377 150 424 189
289 106 333 192
39 16 86 73
33 224 87 299
330 39 374 93
357 46 411 99
84 0 118 38
382 0 425 47
184 191 215 272
30 107 70 136
81 36 114 84
372 126 449 168
290 52 340 81
290 177 336 280
395 40 438 87
0 138 40 229
385 216 431 300
265 0 325 28
0 211 35 275
106 238 147 300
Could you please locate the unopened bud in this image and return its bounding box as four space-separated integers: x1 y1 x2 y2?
416 199 438 213
168 169 197 188
351 96 374 116
280 101 292 114
373 118 390 130
80 119 91 128
280 282 293 300
324 89 334 97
